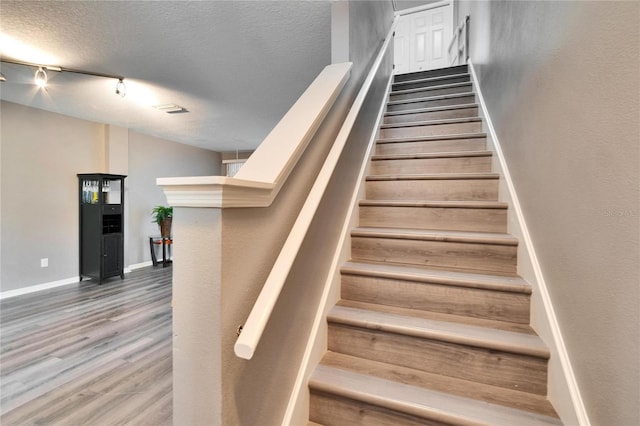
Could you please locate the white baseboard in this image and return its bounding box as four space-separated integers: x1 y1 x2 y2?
127 261 153 271
0 261 155 300
467 60 589 426
0 276 80 300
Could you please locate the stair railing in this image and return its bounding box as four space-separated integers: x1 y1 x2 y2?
234 16 399 360
157 61 353 424
448 15 470 66
158 63 352 209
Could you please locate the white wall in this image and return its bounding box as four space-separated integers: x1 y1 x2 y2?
457 1 639 424
0 101 220 293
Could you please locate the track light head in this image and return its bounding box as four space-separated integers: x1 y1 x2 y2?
34 66 47 88
115 78 126 98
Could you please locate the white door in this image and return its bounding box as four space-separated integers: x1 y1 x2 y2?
394 16 410 74
394 3 453 74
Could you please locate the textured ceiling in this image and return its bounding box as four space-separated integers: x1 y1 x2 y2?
0 1 331 151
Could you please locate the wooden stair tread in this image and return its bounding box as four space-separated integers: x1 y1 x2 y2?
352 227 518 246
392 72 470 87
310 365 561 425
390 81 473 97
388 91 475 106
384 102 478 117
371 150 492 161
359 199 507 209
380 116 481 129
376 131 486 144
366 172 499 181
341 260 529 293
328 304 548 358
320 352 560 419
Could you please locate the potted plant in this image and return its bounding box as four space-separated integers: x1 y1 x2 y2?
152 206 173 238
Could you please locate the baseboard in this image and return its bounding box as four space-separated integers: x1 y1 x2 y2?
0 276 80 300
467 60 589 426
0 261 154 300
127 260 153 271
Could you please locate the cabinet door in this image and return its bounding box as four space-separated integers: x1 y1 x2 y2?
81 205 101 278
103 234 122 277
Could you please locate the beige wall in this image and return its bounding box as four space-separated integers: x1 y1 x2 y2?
170 2 395 424
457 1 639 424
0 101 220 293
222 3 395 423
219 3 394 424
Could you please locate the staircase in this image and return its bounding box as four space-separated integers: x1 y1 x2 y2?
308 65 562 425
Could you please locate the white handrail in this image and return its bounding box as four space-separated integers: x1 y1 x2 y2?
448 15 469 66
157 63 352 208
234 16 400 360
447 19 463 52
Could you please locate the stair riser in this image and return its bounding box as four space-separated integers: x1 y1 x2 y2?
351 237 517 274
394 65 468 83
389 84 472 102
365 179 499 201
341 275 530 323
387 94 475 112
380 121 482 139
392 75 471 92
384 107 478 125
359 205 507 233
310 391 445 426
375 138 486 155
370 156 492 175
328 324 548 395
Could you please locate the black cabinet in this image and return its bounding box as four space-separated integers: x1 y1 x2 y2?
78 173 126 283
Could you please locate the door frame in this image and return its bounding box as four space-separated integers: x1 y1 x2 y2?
393 0 453 17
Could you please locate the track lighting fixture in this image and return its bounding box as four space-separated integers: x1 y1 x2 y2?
34 66 47 88
115 78 126 97
0 57 125 97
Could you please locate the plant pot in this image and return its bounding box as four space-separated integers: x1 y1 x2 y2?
159 217 172 238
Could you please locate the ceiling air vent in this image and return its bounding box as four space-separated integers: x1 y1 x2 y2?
153 103 188 114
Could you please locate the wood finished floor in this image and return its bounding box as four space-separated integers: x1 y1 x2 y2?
0 266 172 425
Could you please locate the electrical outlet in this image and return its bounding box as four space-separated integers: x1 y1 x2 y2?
41 258 48 268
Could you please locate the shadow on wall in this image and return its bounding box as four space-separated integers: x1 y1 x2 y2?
459 1 640 425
